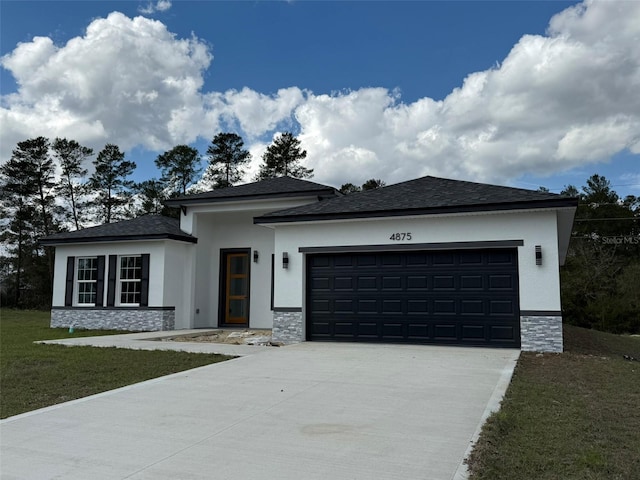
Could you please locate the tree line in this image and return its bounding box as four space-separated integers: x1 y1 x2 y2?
556 175 639 334
0 131 313 307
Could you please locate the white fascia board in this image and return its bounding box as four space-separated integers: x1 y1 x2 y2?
184 195 323 215
260 206 567 228
46 238 176 247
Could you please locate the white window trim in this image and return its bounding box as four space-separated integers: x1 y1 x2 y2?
75 256 98 307
116 254 142 307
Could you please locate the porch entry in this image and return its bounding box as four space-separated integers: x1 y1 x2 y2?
219 249 250 326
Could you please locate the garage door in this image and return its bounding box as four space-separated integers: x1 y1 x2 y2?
307 249 520 347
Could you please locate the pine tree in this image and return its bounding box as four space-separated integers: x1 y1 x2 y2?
88 144 136 224
202 133 251 189
134 179 177 217
255 132 313 180
339 183 361 194
361 178 386 190
0 137 58 306
52 138 93 230
4 137 57 237
155 145 201 196
0 203 44 307
572 174 634 238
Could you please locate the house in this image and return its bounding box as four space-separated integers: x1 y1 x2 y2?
41 175 577 352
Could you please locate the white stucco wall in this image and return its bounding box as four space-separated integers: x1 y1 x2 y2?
51 240 190 310
52 241 166 307
184 196 331 329
194 212 273 328
162 241 195 329
180 197 325 235
270 209 562 313
191 210 275 328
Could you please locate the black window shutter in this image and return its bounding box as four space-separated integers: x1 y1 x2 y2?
64 256 75 306
270 254 275 311
95 256 106 306
140 254 150 307
107 255 117 307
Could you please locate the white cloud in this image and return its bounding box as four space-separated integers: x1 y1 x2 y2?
1 12 211 157
204 87 306 138
138 1 172 15
156 1 172 12
293 0 640 186
1 0 639 189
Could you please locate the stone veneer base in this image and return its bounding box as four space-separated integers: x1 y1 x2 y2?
272 311 564 351
272 309 303 344
520 315 563 353
51 308 175 332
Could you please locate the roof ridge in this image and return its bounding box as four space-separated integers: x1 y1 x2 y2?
254 174 578 223
382 175 565 197
166 175 338 205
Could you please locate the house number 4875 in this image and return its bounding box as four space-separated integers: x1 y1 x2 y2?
389 232 412 241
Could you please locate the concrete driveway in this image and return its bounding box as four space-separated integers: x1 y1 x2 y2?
1 342 519 480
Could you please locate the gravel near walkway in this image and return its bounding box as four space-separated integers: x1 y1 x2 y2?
160 329 274 346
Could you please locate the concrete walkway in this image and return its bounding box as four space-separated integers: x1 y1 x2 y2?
1 340 519 480
36 330 272 356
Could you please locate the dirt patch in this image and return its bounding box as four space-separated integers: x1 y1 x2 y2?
161 330 274 346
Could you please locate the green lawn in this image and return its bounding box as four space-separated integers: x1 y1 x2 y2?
467 324 640 480
0 309 233 419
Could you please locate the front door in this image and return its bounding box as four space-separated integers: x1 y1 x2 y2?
221 250 250 326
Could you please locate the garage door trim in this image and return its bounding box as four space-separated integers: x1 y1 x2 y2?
299 239 523 254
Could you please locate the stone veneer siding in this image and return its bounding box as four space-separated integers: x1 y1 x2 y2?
520 315 563 353
51 308 175 331
272 309 303 344
273 309 564 351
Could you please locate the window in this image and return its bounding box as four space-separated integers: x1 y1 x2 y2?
76 257 98 305
118 255 142 305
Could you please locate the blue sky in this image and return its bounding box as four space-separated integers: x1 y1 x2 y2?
1 0 639 198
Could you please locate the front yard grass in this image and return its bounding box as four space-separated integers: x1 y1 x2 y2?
0 309 233 419
467 324 640 480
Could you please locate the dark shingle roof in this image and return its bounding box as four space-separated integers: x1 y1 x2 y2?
165 176 339 207
40 215 197 245
254 176 578 224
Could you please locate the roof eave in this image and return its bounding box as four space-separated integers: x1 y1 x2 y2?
254 197 579 225
164 189 338 207
40 233 198 246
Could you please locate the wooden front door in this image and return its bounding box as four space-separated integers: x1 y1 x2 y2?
221 250 250 326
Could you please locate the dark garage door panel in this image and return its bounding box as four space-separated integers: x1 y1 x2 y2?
307 249 520 347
